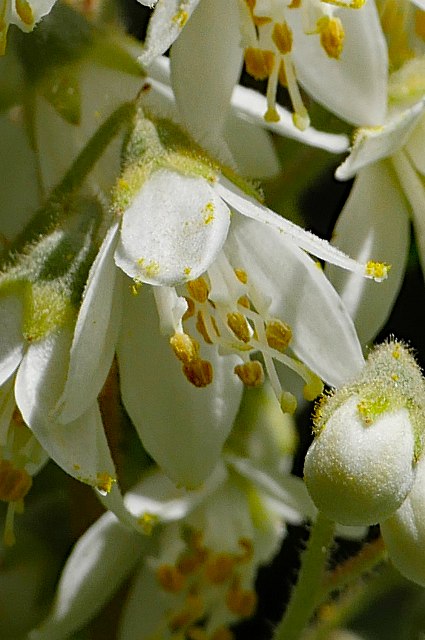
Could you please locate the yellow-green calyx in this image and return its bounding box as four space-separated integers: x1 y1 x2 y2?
111 106 263 218
313 340 425 460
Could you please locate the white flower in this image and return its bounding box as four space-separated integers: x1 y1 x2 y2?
0 0 57 54
28 447 314 640
140 0 388 133
104 106 389 489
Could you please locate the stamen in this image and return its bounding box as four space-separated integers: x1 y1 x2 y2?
272 22 293 55
183 359 214 387
226 583 257 617
234 268 248 284
265 319 292 352
0 460 32 502
234 361 265 387
15 0 34 25
280 391 298 415
196 311 213 344
204 553 235 584
170 332 200 365
156 564 186 593
317 16 345 59
244 47 276 80
365 261 391 282
187 277 210 304
227 312 251 343
183 296 196 320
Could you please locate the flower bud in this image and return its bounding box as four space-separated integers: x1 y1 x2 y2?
304 341 425 526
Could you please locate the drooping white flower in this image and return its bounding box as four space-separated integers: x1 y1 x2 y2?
326 3 425 344
0 0 57 54
140 0 388 133
106 106 389 489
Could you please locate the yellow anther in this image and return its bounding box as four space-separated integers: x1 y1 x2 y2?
187 277 210 303
365 261 391 282
317 16 345 59
234 361 265 387
169 594 204 632
237 295 251 309
183 296 196 320
170 332 200 365
177 550 205 575
234 268 248 284
265 319 292 353
205 553 235 584
238 538 254 562
156 564 186 593
15 0 34 25
227 312 251 343
0 461 32 502
278 60 288 87
280 391 298 415
211 628 235 640
96 472 115 494
131 280 142 296
226 584 257 617
187 627 208 640
288 0 301 7
272 22 293 55
245 47 275 80
264 107 280 122
138 512 158 535
196 311 213 344
303 374 324 402
183 359 214 387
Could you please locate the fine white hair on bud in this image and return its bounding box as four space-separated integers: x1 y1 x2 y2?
304 340 425 526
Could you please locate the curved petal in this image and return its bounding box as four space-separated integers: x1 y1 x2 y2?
170 0 243 161
225 216 365 387
55 225 122 423
0 293 24 386
15 325 116 487
138 0 201 67
326 162 410 345
336 99 425 180
114 169 231 286
287 1 388 126
229 85 349 153
29 512 146 640
117 285 242 488
224 113 281 179
406 112 425 175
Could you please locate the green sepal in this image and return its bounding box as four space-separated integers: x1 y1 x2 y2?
0 196 103 342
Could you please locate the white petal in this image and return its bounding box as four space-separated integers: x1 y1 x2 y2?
393 150 425 279
229 85 349 153
0 293 24 386
410 0 425 8
336 99 425 180
115 169 231 286
29 512 146 640
10 0 57 31
225 216 365 387
406 112 425 175
326 162 410 345
138 0 201 67
119 563 172 640
55 225 122 423
0 375 15 445
217 177 376 281
170 0 242 161
381 455 425 587
15 326 116 487
224 113 281 179
117 285 242 488
287 1 388 125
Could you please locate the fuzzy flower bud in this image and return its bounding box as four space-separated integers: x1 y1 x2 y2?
304 341 425 526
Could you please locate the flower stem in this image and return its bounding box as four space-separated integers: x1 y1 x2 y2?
273 511 335 640
7 100 135 257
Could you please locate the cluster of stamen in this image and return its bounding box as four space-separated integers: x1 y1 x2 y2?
154 530 257 640
170 259 323 414
239 0 352 129
378 0 425 71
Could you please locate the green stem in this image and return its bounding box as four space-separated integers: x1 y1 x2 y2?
7 100 135 258
274 512 335 640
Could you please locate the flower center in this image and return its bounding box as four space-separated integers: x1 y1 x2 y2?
239 0 363 129
167 252 323 414
153 530 257 640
